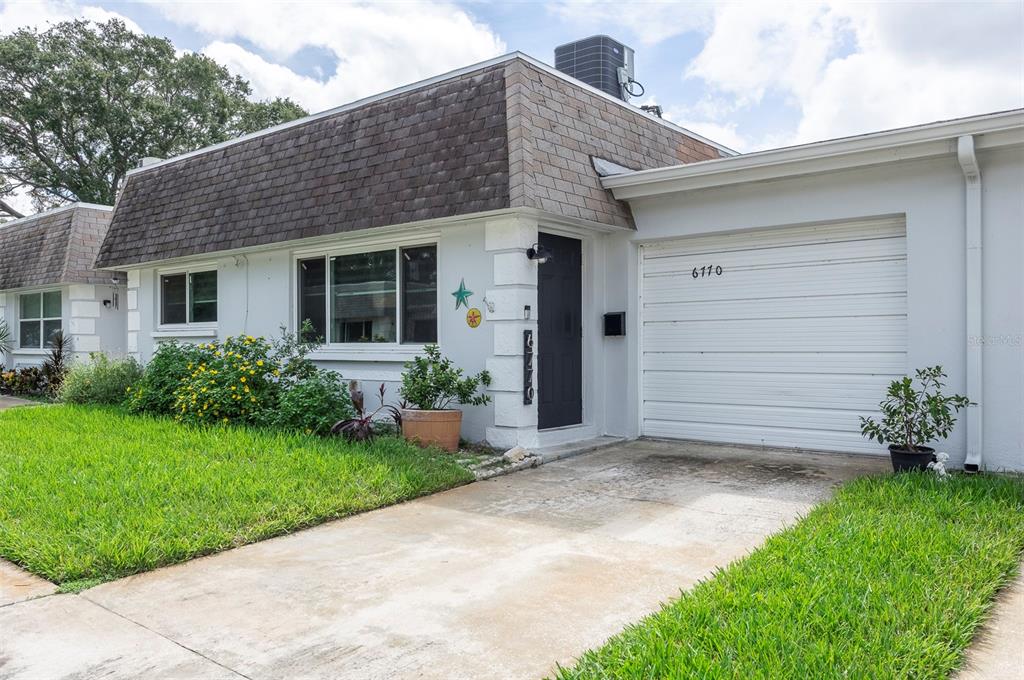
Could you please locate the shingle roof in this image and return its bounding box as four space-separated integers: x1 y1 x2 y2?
0 204 121 290
98 55 724 269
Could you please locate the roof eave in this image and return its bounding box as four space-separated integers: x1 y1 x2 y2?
602 109 1024 200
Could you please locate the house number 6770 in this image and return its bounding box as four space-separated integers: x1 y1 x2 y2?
692 265 724 278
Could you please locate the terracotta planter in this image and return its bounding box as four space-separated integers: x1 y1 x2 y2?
401 409 462 452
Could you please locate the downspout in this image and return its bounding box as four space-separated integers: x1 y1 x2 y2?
957 135 983 472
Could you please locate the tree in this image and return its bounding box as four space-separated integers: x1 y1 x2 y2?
0 19 307 218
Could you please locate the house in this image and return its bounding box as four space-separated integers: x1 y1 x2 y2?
93 52 726 448
94 47 1024 472
0 203 126 368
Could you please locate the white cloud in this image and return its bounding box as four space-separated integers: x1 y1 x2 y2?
144 1 507 113
547 0 714 46
0 0 141 34
684 1 1024 147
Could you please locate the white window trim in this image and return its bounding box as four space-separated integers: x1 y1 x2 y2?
156 264 219 332
16 289 62 350
293 239 439 360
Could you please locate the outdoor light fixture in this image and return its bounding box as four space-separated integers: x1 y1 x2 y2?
526 243 553 264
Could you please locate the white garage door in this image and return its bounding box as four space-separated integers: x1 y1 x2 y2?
640 217 907 454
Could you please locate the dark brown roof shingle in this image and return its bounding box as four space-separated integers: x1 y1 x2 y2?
97 57 724 268
0 205 120 290
97 65 511 268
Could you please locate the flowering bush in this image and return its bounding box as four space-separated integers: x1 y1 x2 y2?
127 328 354 434
172 335 280 426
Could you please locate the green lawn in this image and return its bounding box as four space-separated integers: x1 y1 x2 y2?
0 404 472 588
557 472 1024 679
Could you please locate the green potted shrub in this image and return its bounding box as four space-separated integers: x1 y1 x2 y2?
860 366 971 472
399 344 491 452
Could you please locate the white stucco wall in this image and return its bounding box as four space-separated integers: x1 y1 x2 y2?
608 148 1023 471
125 211 625 448
129 219 507 442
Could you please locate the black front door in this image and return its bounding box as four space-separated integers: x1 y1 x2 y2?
537 232 582 429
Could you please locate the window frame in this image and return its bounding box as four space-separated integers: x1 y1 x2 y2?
16 289 62 350
293 238 439 354
156 264 219 330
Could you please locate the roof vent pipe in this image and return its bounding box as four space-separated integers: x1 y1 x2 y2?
957 134 983 473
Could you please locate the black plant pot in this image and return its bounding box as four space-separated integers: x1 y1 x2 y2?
888 445 936 473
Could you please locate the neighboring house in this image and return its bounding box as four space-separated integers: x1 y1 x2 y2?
93 47 1024 472
0 204 127 369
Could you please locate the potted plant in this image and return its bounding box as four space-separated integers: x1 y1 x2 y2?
860 366 971 472
399 344 491 452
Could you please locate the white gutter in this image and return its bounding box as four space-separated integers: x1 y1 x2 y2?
958 135 983 472
602 109 1024 199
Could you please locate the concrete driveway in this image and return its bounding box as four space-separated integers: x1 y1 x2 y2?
0 395 35 410
0 440 885 680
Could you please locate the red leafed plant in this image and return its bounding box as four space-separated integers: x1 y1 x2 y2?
330 382 402 442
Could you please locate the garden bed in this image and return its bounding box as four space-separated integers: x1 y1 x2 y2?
0 404 473 589
556 472 1024 679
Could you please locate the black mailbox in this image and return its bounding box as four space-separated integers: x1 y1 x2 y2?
604 312 626 337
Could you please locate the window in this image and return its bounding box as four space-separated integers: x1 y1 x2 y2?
402 245 438 343
161 270 217 325
297 244 436 345
19 291 61 349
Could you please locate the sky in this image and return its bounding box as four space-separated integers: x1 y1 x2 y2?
0 0 1022 156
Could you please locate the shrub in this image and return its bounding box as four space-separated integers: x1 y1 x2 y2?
860 366 972 450
126 327 355 436
41 330 72 394
59 353 143 405
272 370 354 435
0 366 48 396
126 341 205 415
0 319 11 356
399 344 491 410
332 382 402 441
171 335 280 426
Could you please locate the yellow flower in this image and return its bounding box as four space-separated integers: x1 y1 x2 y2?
244 386 250 393
240 376 246 383
223 417 229 424
250 396 256 403
201 387 208 393
273 369 280 377
256 360 264 367
230 386 236 391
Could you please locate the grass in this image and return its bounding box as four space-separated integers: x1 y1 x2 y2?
556 472 1024 679
0 404 473 586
